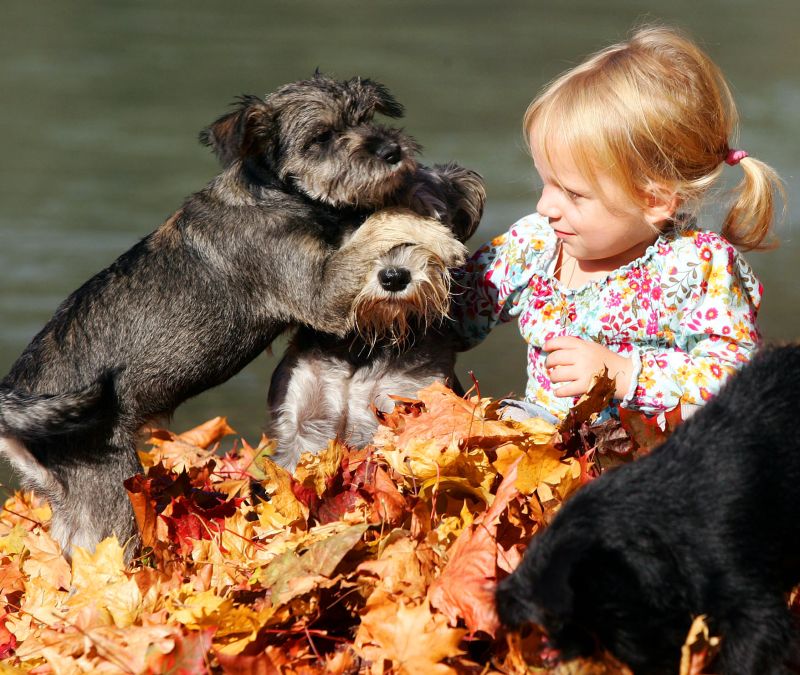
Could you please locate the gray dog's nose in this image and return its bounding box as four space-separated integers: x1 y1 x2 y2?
378 266 411 292
374 141 402 164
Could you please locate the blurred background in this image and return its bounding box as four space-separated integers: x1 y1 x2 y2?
0 1 797 480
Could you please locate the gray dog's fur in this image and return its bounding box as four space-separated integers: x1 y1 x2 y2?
268 166 484 470
0 74 463 559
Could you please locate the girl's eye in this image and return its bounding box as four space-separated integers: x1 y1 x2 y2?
564 189 582 201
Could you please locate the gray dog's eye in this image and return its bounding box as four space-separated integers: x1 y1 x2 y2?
311 129 334 146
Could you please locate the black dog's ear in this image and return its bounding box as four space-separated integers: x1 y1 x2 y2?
199 95 274 168
355 78 405 118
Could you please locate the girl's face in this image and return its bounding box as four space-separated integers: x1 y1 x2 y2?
531 137 668 273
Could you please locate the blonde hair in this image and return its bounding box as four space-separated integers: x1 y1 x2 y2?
524 25 784 250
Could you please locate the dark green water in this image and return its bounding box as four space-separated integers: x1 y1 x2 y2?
1 1 797 479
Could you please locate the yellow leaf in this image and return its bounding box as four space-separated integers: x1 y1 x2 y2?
515 444 578 497
168 586 231 629
0 525 26 555
356 591 465 674
258 456 308 523
294 439 345 496
22 531 71 590
71 536 126 589
214 604 276 655
514 416 558 444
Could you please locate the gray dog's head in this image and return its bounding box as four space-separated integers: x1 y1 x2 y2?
199 74 420 208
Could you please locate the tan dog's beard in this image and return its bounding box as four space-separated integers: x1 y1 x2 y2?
351 245 452 349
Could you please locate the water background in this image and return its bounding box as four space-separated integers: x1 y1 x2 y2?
1 1 797 485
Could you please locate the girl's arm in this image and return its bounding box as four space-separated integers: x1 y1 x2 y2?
621 237 762 415
450 213 552 350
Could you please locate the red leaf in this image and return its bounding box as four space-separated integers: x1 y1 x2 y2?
0 613 16 659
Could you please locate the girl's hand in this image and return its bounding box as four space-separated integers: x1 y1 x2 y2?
543 336 633 399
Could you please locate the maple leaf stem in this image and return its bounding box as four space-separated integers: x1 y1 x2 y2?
0 505 44 527
468 370 481 399
305 625 323 662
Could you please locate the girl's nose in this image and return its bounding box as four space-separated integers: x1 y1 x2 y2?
537 185 561 219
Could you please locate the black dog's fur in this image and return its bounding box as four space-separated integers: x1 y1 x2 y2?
0 74 449 559
496 345 800 674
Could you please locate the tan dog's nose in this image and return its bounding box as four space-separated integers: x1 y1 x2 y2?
378 266 412 292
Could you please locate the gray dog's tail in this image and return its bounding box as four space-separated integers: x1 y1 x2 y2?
0 379 108 443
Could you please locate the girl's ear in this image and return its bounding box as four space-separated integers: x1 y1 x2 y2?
642 183 679 226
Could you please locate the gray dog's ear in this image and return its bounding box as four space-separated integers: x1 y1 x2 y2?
353 78 405 118
199 95 275 168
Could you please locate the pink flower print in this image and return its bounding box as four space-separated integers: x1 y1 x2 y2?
536 371 551 389
710 363 723 379
700 247 713 262
705 308 718 321
651 287 662 301
607 290 622 308
646 315 659 335
694 232 716 247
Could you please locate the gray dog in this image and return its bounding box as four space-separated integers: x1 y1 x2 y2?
268 165 485 470
0 74 463 559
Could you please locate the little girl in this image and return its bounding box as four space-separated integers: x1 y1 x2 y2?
454 25 784 423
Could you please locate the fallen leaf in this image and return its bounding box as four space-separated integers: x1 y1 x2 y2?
356 591 465 674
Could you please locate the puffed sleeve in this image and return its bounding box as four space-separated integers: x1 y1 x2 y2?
622 231 762 414
451 213 554 349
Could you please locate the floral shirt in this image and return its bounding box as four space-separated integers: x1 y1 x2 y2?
452 213 762 419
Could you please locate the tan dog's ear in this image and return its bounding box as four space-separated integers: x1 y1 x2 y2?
199 95 275 169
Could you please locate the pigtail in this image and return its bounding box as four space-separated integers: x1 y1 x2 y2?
722 156 785 251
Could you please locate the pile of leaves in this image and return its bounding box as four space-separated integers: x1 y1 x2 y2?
1 378 714 674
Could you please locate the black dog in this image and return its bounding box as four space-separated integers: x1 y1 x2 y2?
0 74 458 559
496 345 800 674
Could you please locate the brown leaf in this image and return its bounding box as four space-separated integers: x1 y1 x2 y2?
558 368 616 433
124 473 159 548
620 406 683 454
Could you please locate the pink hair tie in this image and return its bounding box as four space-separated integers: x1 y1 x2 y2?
725 149 749 166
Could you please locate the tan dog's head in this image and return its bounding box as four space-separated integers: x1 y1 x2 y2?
350 209 468 347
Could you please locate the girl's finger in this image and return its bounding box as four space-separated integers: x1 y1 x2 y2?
543 336 582 352
552 380 586 397
548 364 578 383
544 352 573 368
